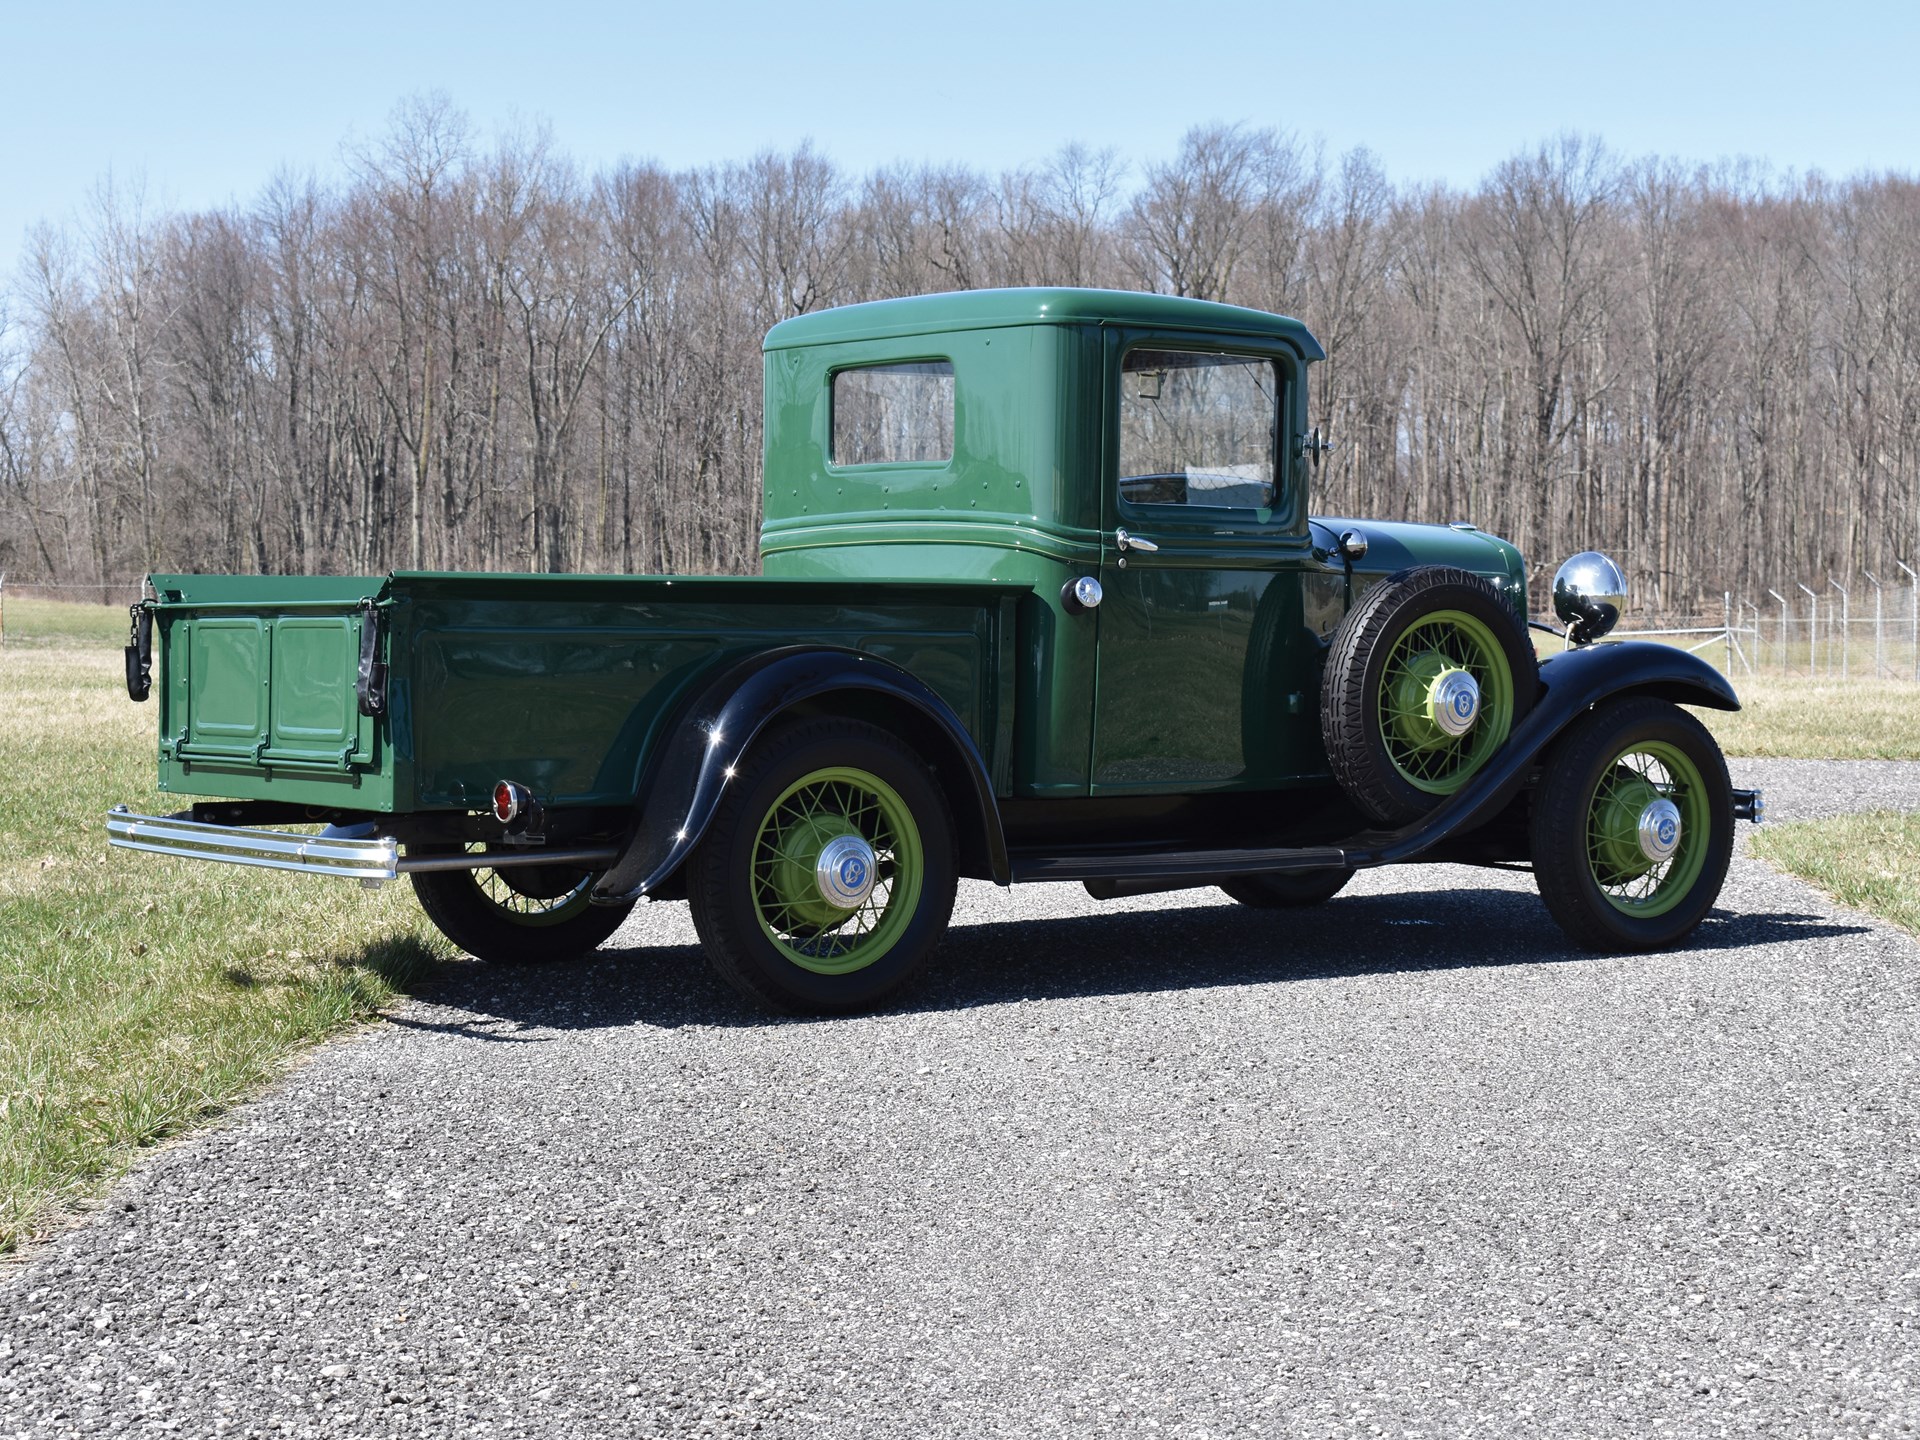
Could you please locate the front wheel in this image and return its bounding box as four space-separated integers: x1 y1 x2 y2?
1529 697 1733 951
687 717 958 1014
410 852 634 963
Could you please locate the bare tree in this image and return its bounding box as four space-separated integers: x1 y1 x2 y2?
6 112 1919 617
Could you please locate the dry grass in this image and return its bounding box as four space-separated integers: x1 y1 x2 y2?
1530 630 1920 759
1702 677 1920 759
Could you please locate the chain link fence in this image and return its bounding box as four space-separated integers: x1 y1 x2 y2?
1606 574 1920 682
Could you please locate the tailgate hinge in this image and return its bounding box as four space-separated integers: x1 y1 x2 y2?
356 599 388 718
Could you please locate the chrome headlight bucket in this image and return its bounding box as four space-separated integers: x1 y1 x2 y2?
1553 551 1627 644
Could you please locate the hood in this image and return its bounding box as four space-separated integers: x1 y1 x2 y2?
1311 516 1530 617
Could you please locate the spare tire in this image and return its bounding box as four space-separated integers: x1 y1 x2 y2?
1321 565 1537 826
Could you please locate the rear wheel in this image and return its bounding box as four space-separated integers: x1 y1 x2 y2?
410 851 633 963
687 717 957 1014
1220 869 1352 908
1529 697 1733 951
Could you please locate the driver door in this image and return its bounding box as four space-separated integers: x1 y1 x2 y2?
1089 333 1332 794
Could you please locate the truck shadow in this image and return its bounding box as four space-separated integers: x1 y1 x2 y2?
387 888 1871 1037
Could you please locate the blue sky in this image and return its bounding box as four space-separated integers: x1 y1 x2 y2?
3 0 1917 285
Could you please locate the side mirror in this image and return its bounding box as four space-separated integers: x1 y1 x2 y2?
1300 427 1333 469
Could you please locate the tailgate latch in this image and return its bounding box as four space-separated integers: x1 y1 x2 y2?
356 600 388 718
124 601 153 702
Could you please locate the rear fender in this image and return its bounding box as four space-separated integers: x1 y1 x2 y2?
1358 641 1739 865
592 646 1007 904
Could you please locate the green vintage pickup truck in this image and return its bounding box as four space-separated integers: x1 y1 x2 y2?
110 289 1759 1011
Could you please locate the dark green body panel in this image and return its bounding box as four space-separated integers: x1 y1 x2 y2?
153 572 1021 815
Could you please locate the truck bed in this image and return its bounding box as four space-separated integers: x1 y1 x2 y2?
148 572 1025 815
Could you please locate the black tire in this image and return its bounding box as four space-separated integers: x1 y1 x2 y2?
1220 869 1352 908
1322 565 1537 826
687 716 958 1015
410 854 633 964
1529 696 1733 951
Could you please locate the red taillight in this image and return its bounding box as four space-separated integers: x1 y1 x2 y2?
492 780 531 825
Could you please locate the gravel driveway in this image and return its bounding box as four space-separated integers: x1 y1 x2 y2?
5 760 1918 1438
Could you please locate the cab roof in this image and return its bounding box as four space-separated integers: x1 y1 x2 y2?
763 287 1325 360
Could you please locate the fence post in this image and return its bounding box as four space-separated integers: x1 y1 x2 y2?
1767 589 1787 674
1864 573 1883 679
1829 578 1849 680
0 571 6 647
1900 561 1920 683
1796 583 1818 677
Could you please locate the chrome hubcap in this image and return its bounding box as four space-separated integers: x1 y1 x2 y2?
1428 670 1481 737
814 834 878 909
1637 798 1683 863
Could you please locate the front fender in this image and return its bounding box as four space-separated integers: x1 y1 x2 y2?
591 647 1007 904
1358 641 1739 866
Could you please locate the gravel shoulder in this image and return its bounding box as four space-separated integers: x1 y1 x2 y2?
4 765 1917 1438
1726 756 1920 824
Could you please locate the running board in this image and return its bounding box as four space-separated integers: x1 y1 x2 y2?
1011 784 1764 888
1009 845 1352 885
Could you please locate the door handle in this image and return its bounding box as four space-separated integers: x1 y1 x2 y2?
1115 527 1158 554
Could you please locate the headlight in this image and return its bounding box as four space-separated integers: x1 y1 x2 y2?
1552 551 1627 644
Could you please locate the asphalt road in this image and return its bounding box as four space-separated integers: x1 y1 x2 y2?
5 761 1919 1438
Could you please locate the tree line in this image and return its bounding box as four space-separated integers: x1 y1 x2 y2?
3 97 1917 617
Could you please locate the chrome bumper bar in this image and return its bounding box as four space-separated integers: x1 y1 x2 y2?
106 808 617 883
1732 787 1764 823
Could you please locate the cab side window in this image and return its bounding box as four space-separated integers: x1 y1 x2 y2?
832 361 955 466
1119 350 1278 509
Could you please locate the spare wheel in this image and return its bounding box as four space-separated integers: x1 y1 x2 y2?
1320 565 1537 826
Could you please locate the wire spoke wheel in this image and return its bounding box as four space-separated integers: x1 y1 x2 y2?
1376 609 1515 792
467 849 597 925
687 717 957 1013
1582 742 1711 918
749 768 925 975
1530 696 1733 952
409 846 630 963
1323 566 1537 826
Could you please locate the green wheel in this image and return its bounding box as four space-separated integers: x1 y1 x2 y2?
1322 566 1537 825
410 850 633 963
1529 697 1734 951
688 717 957 1013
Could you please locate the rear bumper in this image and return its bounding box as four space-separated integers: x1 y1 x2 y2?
106 808 617 883
108 806 400 880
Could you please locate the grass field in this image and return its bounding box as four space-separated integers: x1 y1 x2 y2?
1 597 1916 1253
0 598 451 1251
1751 811 1920 944
1702 678 1920 759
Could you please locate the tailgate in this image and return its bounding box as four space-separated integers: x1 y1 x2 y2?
151 575 395 809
